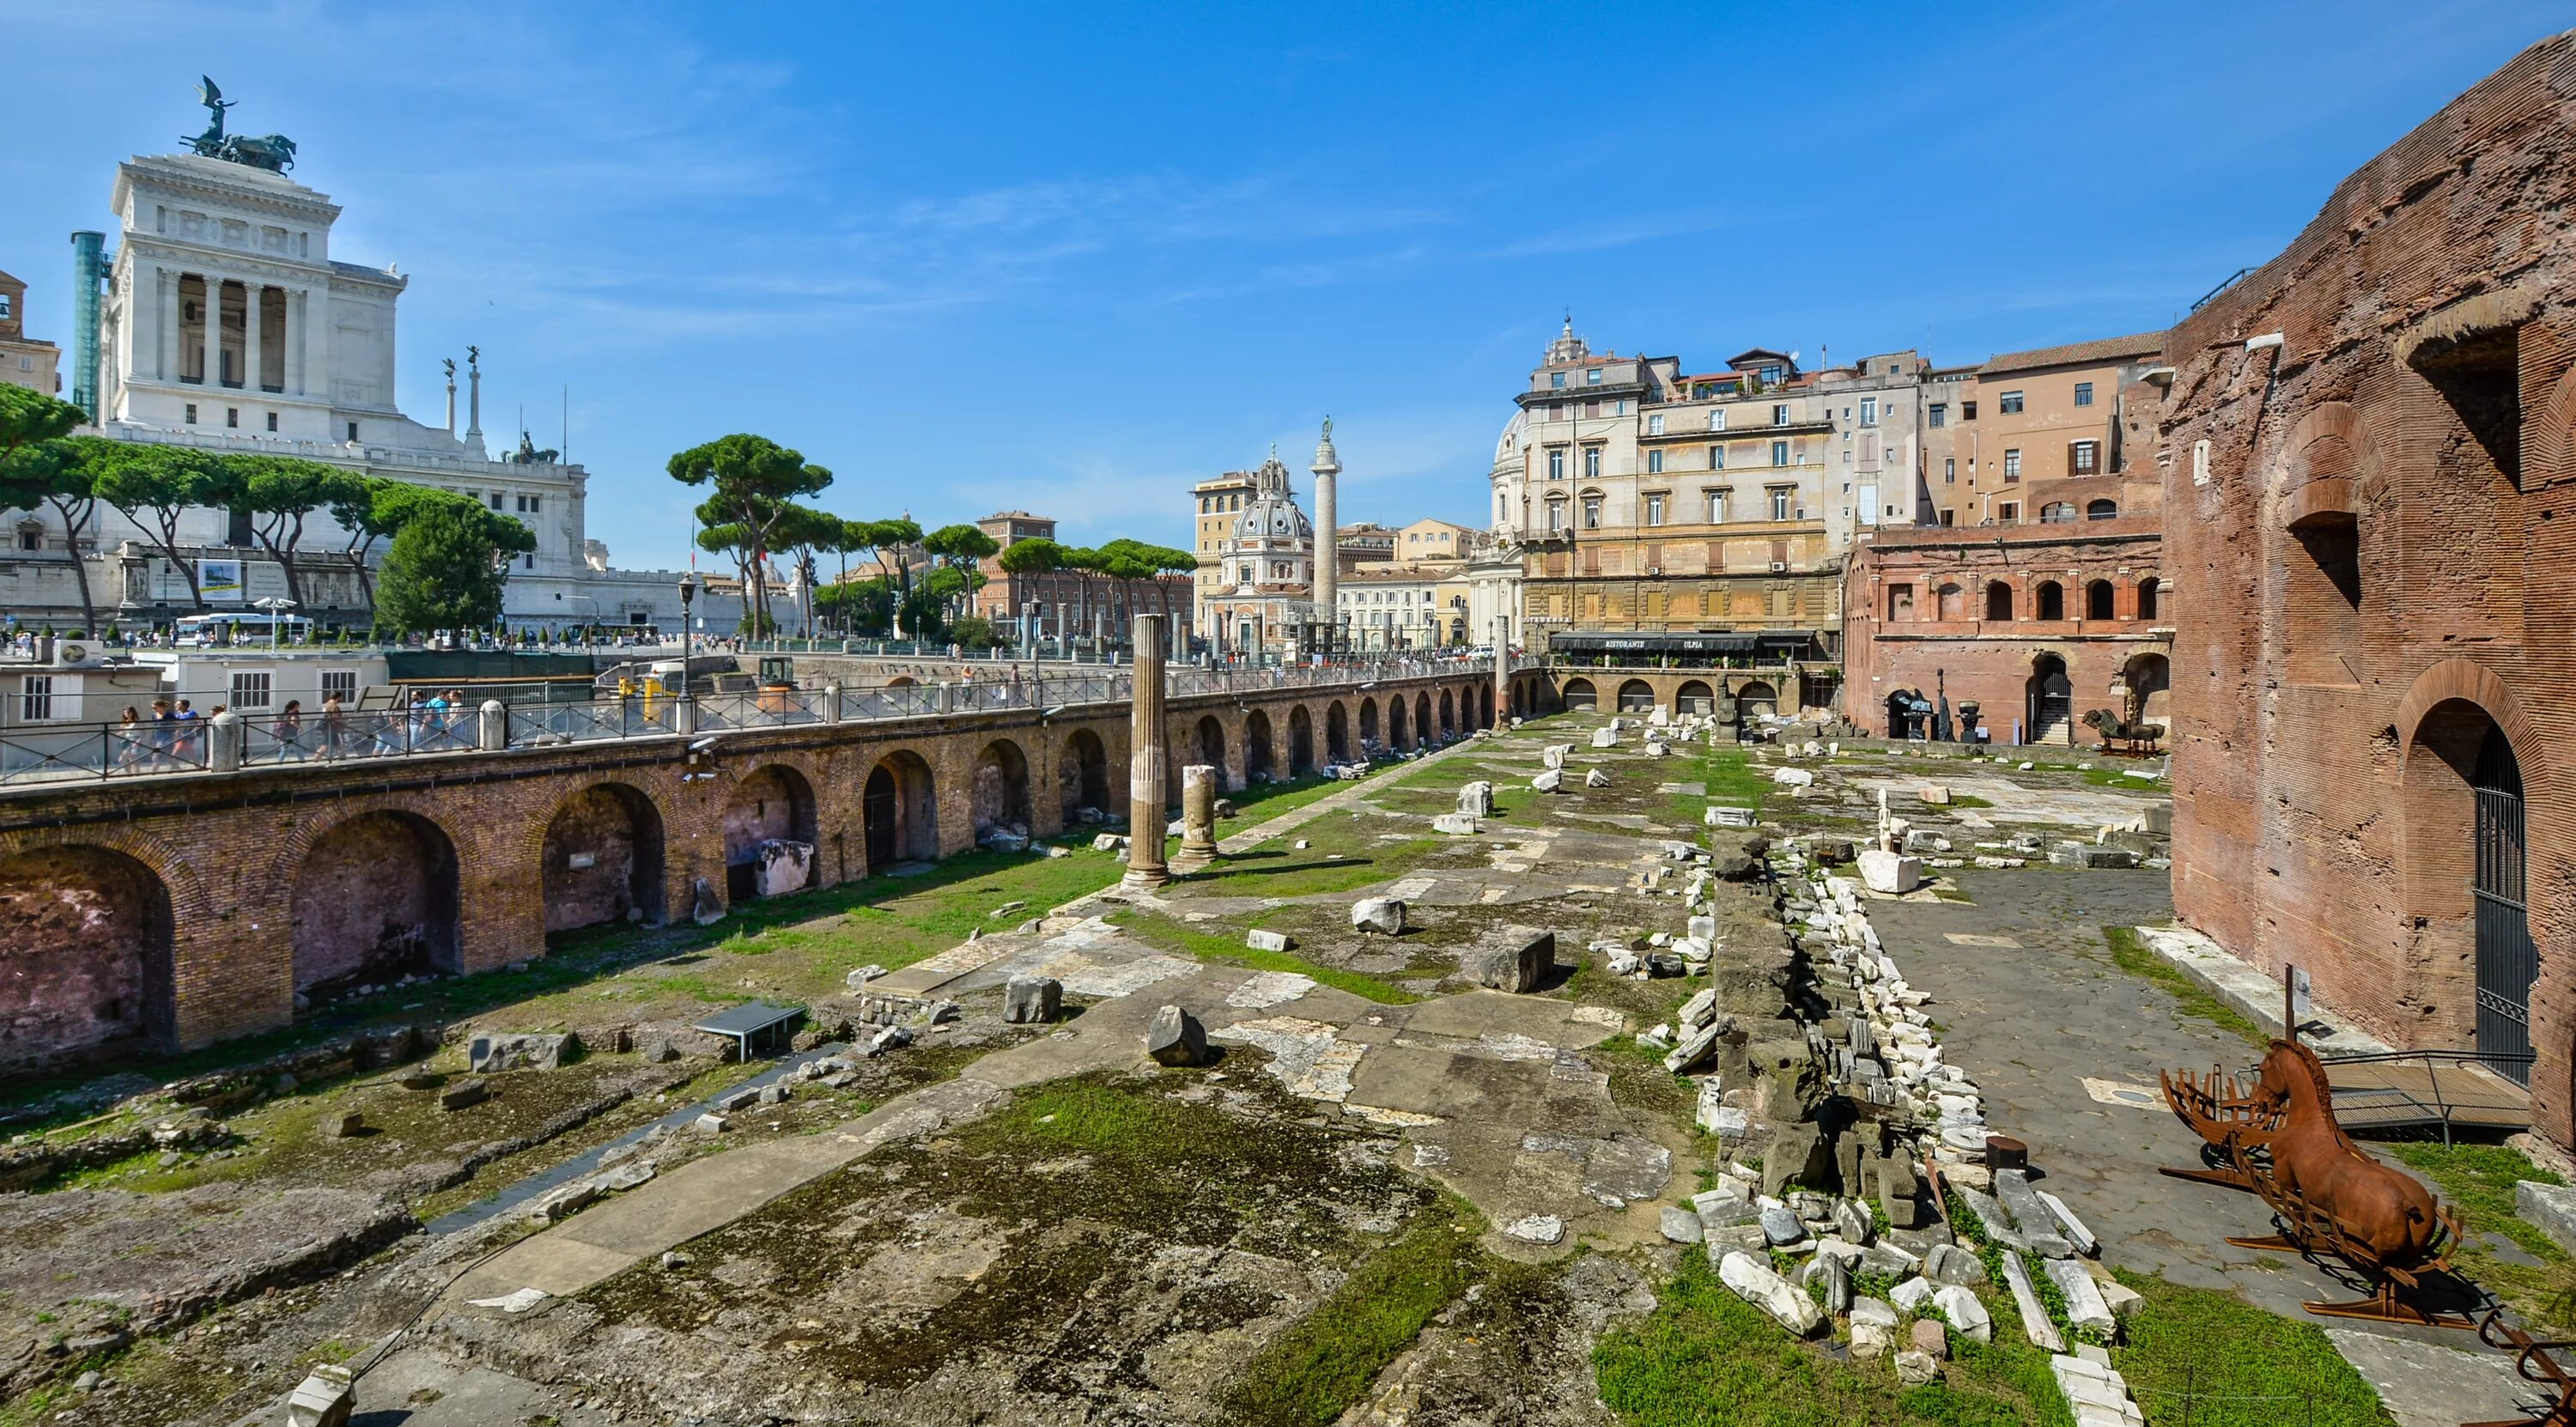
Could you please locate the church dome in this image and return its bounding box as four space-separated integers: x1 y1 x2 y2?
1494 409 1528 465
1236 498 1313 543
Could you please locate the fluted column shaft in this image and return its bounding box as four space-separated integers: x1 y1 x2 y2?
1122 614 1171 890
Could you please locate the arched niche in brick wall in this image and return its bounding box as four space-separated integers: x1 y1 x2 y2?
291 810 461 993
0 845 175 1064
541 783 668 933
2277 403 2374 687
1244 709 1275 782
2529 361 2576 491
971 739 1033 839
1060 727 1111 820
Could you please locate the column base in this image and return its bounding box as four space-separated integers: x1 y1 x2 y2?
1121 867 1171 892
1170 846 1218 875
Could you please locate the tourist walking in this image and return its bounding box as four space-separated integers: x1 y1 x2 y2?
319 692 347 761
112 706 147 772
271 700 305 762
172 699 202 766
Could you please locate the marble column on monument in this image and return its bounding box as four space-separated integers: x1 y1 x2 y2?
200 277 222 392
1121 613 1171 890
1172 765 1219 873
244 283 262 395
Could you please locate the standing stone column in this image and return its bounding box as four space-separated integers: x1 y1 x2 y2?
244 283 262 393
1494 627 1511 726
1310 418 1340 655
1173 765 1220 873
1122 614 1171 890
200 276 222 390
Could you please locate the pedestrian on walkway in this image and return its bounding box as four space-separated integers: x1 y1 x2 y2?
272 700 305 762
319 692 347 761
173 699 202 765
112 706 146 772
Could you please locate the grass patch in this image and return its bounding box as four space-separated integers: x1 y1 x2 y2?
2103 926 2266 1047
1217 1192 1485 1427
2386 1139 2570 1328
1108 909 1419 1005
1595 1251 2072 1426
2080 765 2167 792
2109 1271 2391 1426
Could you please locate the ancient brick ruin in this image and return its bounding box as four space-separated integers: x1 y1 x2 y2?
2161 32 2576 1149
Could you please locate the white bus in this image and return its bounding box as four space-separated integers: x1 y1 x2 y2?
173 612 315 647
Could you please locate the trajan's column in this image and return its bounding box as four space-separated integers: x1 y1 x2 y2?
1309 417 1340 653
1121 614 1171 890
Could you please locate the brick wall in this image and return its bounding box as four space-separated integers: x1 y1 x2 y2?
2160 29 2576 1149
1840 518 2171 744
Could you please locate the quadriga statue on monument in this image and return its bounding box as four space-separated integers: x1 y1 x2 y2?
184 76 297 173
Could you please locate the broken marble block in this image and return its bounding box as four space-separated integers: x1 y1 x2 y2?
1145 1005 1210 1067
2044 1257 2118 1339
1591 726 1619 748
469 1031 577 1073
1431 812 1482 835
1463 926 1554 993
1584 768 1611 788
1002 975 1063 1024
1718 1250 1824 1337
1457 780 1496 817
1661 1205 1705 1243
284 1363 355 1427
1532 768 1564 793
1856 848 1921 895
1246 928 1295 953
1932 1284 1993 1342
1352 896 1407 934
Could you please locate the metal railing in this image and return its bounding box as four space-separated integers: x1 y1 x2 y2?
0 656 1539 791
2318 1047 2536 1145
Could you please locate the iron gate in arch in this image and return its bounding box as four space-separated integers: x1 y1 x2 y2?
2474 726 2534 1085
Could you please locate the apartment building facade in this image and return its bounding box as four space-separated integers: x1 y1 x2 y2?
1913 333 2166 528
1491 323 1930 658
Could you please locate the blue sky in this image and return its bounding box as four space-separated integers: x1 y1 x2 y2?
3 1 2565 568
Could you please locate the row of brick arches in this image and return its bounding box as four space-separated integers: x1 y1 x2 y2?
0 675 1507 1066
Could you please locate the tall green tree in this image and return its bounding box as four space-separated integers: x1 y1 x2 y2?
666 434 832 637
88 443 237 610
227 454 364 610
374 499 536 635
0 388 101 633
863 516 923 637
770 503 843 638
920 523 999 629
996 536 1064 644
325 476 453 609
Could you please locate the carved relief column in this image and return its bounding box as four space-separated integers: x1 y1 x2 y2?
1121 613 1170 891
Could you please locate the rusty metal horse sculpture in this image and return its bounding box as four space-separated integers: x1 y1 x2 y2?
2161 1037 2470 1327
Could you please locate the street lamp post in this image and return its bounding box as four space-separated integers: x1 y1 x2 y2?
253 595 298 650
676 573 697 707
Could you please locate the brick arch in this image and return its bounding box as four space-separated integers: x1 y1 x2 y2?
2277 400 2378 528
259 795 469 902
520 776 679 873
534 780 671 932
2530 360 2576 489
0 823 213 925
2395 657 2549 786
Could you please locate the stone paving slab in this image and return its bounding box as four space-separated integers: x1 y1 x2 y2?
2324 1326 2537 1427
